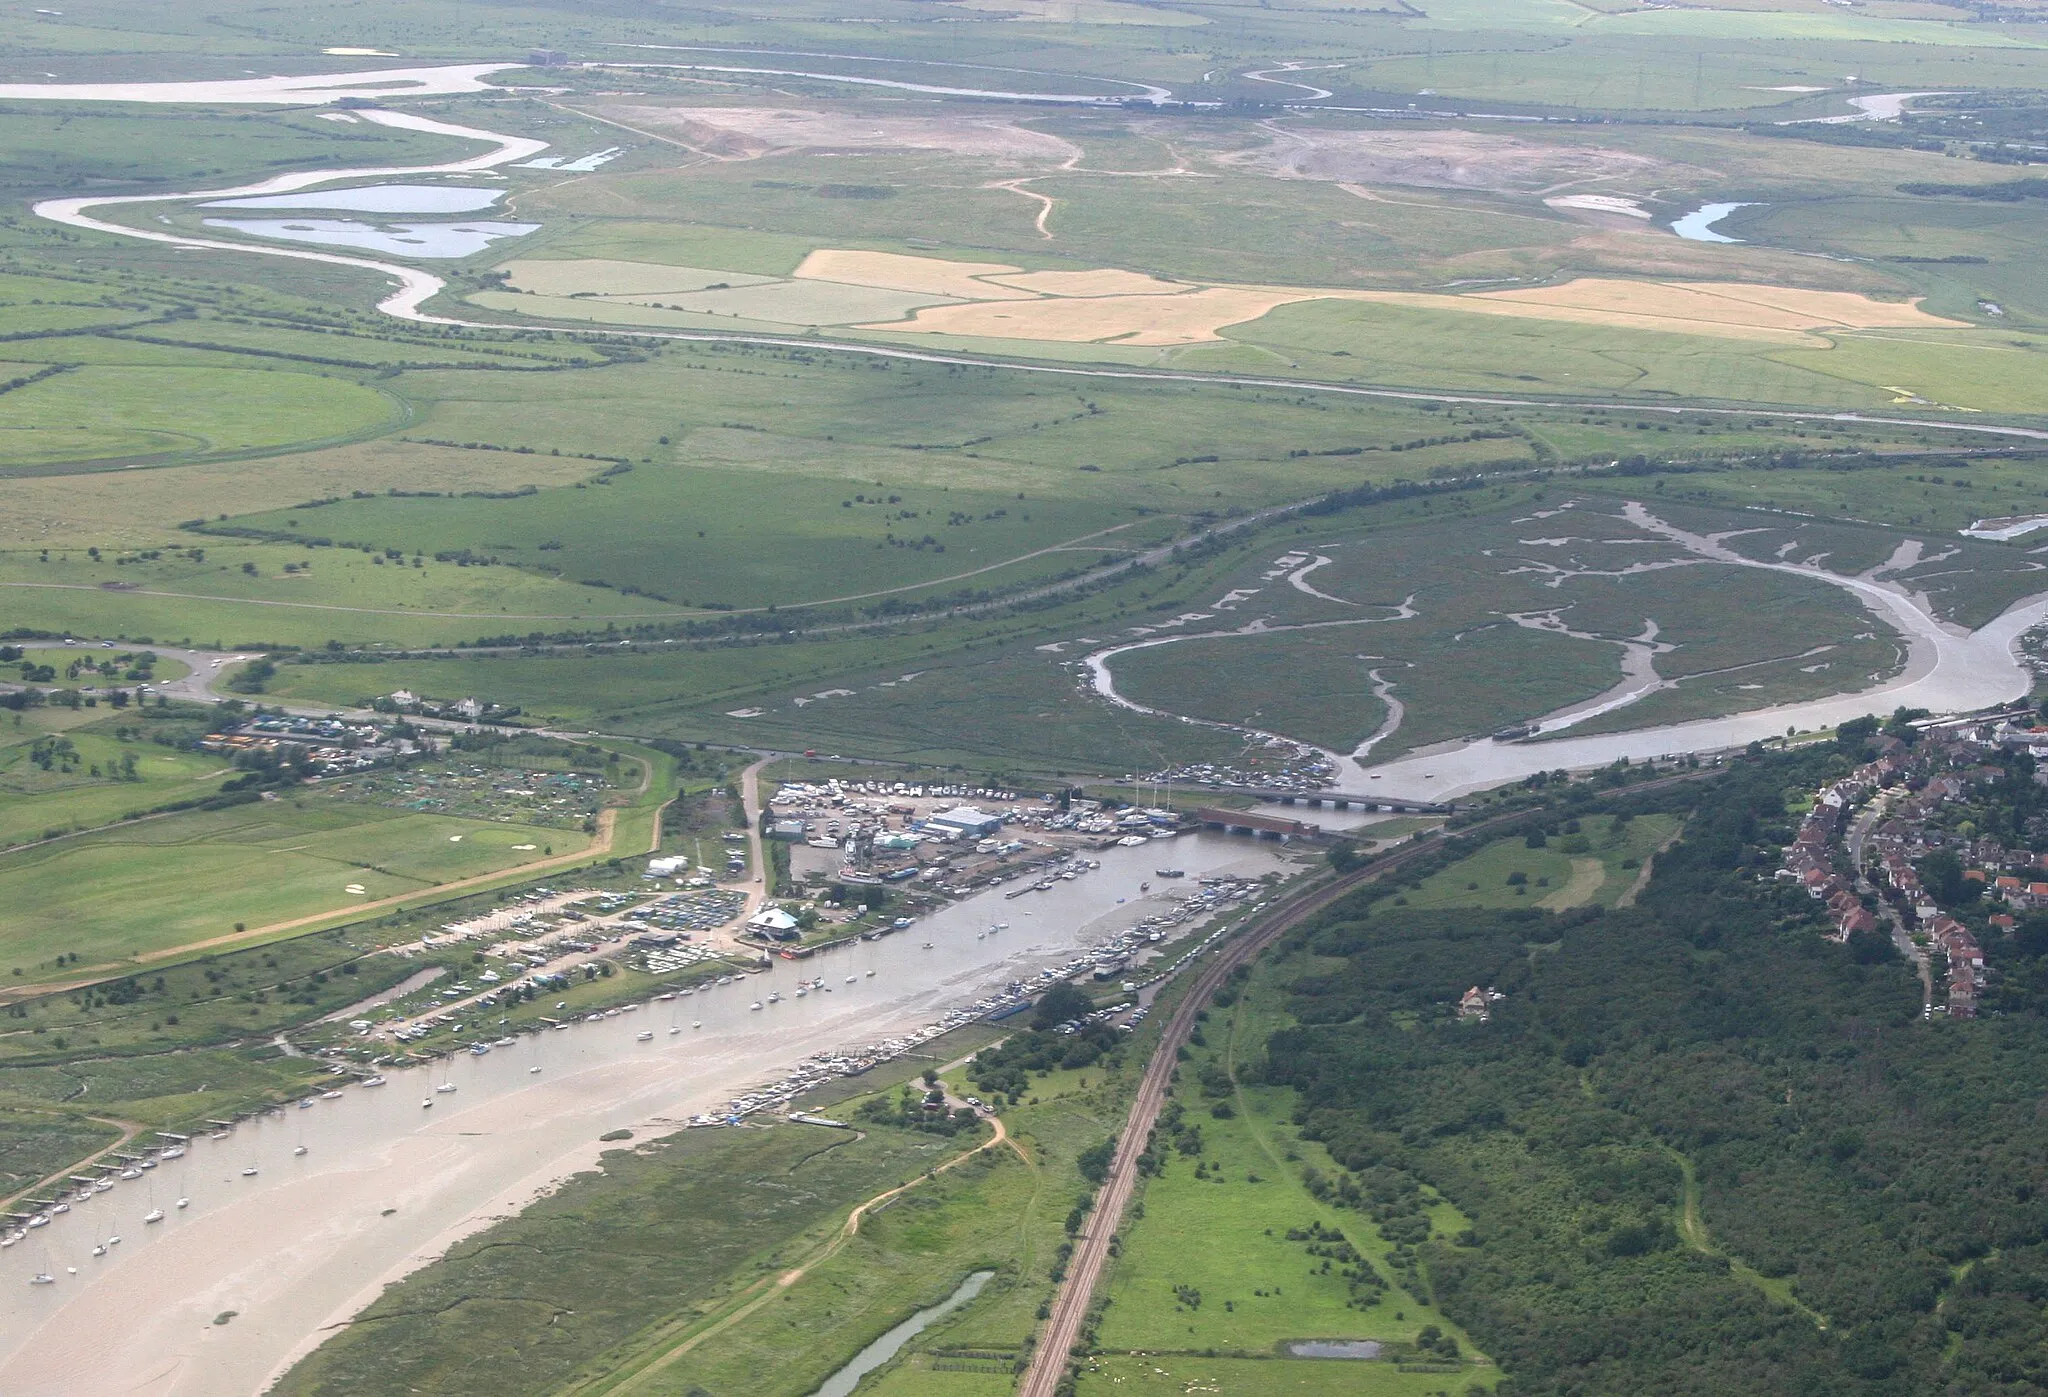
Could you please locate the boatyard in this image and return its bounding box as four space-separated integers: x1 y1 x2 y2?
0 830 1297 1396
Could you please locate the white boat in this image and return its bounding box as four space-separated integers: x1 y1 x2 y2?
421 1098 433 1109
691 1021 702 1029
240 1168 257 1177
794 989 806 999
293 1145 308 1156
29 1274 54 1286
668 1025 682 1035
143 1209 164 1225
494 1037 516 1046
866 969 876 977
921 942 934 950
321 1090 343 1100
767 992 781 1004
119 1168 141 1180
749 1002 763 1012
0 1236 15 1249
176 1199 188 1209
91 1244 105 1257
52 1203 68 1214
436 1083 458 1094
92 1181 112 1193
107 1235 121 1245
846 975 858 984
360 1076 386 1088
529 1065 542 1074
298 1098 316 1109
27 1216 48 1229
637 1030 654 1041
160 1147 185 1160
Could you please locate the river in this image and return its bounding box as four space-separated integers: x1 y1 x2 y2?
0 835 1290 1396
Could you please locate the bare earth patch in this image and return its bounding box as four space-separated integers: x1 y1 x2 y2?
591 105 1079 164
1224 126 1698 194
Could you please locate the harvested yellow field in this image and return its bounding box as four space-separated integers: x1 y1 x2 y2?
866 285 1317 344
503 258 776 296
1660 281 1965 328
1469 278 1963 334
984 268 1192 297
794 249 1037 299
492 248 1961 350
946 0 1209 22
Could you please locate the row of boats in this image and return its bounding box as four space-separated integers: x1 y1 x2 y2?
685 878 1264 1128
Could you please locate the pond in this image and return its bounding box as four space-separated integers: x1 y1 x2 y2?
812 1270 996 1396
1670 202 1758 243
199 217 538 258
201 185 506 213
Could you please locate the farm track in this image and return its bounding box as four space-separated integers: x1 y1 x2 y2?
1016 771 1715 1397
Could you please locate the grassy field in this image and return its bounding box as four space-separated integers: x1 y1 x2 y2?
1086 960 1497 1394
0 703 230 849
0 732 681 984
1371 814 1682 914
270 1034 1139 1397
0 800 593 973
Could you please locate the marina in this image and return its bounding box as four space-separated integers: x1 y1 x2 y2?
0 832 1290 1397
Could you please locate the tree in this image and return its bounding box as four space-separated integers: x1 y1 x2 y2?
1032 982 1094 1031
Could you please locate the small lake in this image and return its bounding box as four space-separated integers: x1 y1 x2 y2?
200 217 538 258
1288 1339 1384 1359
1670 202 1758 243
201 185 505 213
813 1270 995 1396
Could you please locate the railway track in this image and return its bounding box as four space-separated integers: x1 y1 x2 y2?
1014 819 1500 1397
1015 770 1717 1396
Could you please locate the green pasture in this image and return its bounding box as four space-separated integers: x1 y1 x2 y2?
0 799 590 976
0 363 400 468
222 461 1123 611
0 709 229 850
1632 456 2048 534
0 539 688 650
1079 1354 1494 1396
1096 971 1487 1373
0 105 467 197
1374 814 1681 913
272 1040 1133 1397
